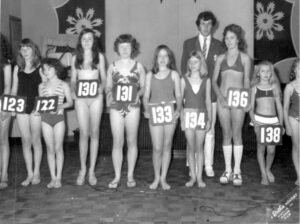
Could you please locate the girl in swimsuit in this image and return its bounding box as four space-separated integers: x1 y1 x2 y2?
249 61 283 185
71 28 106 186
143 45 182 190
0 35 12 189
39 58 73 188
11 38 45 186
283 58 300 186
212 24 251 186
181 51 211 188
106 34 145 189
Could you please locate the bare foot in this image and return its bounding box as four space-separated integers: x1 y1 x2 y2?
261 176 269 185
149 180 159 190
47 179 56 189
21 176 33 187
266 171 275 183
54 179 62 188
32 174 41 185
161 180 171 190
185 179 196 187
88 172 97 186
197 180 206 188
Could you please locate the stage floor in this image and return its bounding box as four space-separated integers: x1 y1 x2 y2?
0 140 299 224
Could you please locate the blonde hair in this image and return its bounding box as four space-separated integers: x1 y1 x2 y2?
186 50 206 78
251 60 279 87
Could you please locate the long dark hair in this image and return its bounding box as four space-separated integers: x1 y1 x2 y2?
222 24 246 51
151 45 177 74
74 28 100 70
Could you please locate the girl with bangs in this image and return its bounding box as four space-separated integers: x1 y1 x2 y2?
11 38 45 186
181 51 210 188
71 28 106 186
0 34 12 189
143 45 182 190
249 61 283 185
106 34 145 189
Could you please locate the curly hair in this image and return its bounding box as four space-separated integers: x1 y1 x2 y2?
289 58 300 81
195 11 217 27
41 57 64 79
74 28 100 70
222 24 246 51
17 38 41 71
151 45 177 74
113 34 140 58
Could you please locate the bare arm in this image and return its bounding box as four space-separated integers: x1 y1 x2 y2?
249 86 257 125
60 82 73 109
242 53 251 89
136 62 146 103
273 84 283 125
212 55 226 106
283 84 292 135
105 64 113 107
98 53 106 94
3 64 12 95
70 56 77 96
11 65 19 96
142 72 152 118
172 71 182 119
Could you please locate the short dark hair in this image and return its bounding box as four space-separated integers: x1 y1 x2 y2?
222 24 246 51
113 34 140 58
41 57 64 79
195 11 217 27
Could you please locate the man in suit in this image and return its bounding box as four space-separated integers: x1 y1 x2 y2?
181 11 225 177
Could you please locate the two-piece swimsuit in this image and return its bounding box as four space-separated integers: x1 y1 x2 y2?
254 86 279 125
110 61 141 117
40 81 65 127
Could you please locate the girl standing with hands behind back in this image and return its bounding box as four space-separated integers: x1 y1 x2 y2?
181 51 210 188
143 45 182 190
283 58 300 186
71 28 106 186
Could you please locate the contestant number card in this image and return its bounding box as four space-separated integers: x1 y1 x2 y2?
1 95 27 113
76 80 99 98
149 102 174 126
227 88 250 109
34 96 59 113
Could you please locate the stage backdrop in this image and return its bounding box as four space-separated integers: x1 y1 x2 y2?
254 0 299 83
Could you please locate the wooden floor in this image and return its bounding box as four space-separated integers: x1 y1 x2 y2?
0 140 299 224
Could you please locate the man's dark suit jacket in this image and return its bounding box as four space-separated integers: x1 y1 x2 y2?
181 36 225 102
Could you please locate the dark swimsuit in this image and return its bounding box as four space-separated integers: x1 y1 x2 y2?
289 87 300 121
17 67 41 114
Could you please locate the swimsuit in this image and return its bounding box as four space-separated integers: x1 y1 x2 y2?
254 86 279 125
183 76 208 111
149 71 175 104
110 61 140 117
17 67 41 114
288 87 300 121
40 81 65 127
220 53 243 73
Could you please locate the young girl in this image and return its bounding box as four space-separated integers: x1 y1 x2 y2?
11 38 44 186
71 28 106 186
212 24 251 186
39 58 73 188
106 34 145 188
181 51 211 188
283 58 300 186
143 45 182 190
249 61 283 185
0 35 12 189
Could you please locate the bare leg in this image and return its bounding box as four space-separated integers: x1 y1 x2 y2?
149 124 164 190
17 114 34 186
185 130 196 187
54 121 65 188
195 130 206 188
289 117 300 185
75 100 90 185
109 109 125 187
256 143 268 185
160 123 177 190
0 116 11 185
125 109 140 187
88 96 103 185
30 114 42 184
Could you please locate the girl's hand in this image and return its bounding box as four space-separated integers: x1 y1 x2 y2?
174 110 180 120
39 67 47 81
32 110 40 116
285 125 292 136
205 121 211 132
134 94 140 105
106 91 113 107
180 117 185 131
219 96 228 108
243 104 251 112
144 111 150 119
